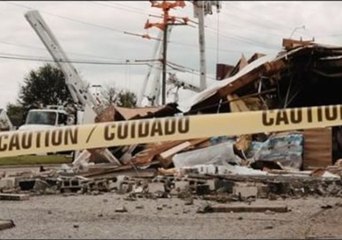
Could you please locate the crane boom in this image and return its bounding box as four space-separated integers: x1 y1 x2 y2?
24 10 121 167
138 27 173 107
24 10 98 111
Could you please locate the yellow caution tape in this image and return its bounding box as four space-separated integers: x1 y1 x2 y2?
1 104 342 158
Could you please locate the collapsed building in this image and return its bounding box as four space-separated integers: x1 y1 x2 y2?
2 38 342 206
104 38 342 172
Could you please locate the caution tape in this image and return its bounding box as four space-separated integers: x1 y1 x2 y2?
1 104 342 158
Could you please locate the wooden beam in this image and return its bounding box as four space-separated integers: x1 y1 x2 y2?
158 138 209 167
0 193 29 201
0 219 15 231
206 205 289 213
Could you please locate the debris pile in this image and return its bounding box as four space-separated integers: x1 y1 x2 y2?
83 38 342 177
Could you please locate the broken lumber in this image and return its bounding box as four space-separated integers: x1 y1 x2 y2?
0 219 15 231
204 204 289 213
228 94 250 112
158 138 209 167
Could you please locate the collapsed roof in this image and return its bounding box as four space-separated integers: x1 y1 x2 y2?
175 38 342 115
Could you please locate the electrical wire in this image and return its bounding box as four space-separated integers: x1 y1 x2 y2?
0 52 151 65
6 2 124 34
0 40 127 62
5 1 280 55
0 50 215 80
90 2 148 16
222 2 293 33
4 0 280 83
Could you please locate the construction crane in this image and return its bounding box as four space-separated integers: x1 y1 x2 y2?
24 10 121 169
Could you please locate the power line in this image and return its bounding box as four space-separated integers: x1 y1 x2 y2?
0 40 126 62
6 2 124 34
8 1 280 52
5 1 32 10
222 2 293 33
6 2 280 56
107 2 149 13
89 2 147 16
0 50 217 81
5 1 279 62
0 52 151 65
204 24 280 50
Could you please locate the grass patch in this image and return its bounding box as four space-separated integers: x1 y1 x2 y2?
0 155 72 166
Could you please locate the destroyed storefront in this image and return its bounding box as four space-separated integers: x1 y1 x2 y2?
2 39 342 214
175 38 342 168
94 38 342 175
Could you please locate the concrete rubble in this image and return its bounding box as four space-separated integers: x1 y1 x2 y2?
1 153 341 206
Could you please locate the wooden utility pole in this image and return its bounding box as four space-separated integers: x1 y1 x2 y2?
144 0 188 105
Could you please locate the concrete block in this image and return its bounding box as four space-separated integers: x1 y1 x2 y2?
233 184 258 198
195 184 210 195
60 178 84 193
206 179 216 191
174 181 189 192
33 179 49 192
116 180 134 194
256 183 269 199
214 179 234 193
0 178 16 189
148 182 165 193
108 180 117 190
268 182 290 195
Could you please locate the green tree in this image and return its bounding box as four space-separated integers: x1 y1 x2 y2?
101 86 117 106
19 64 73 108
116 90 137 108
101 86 137 108
6 103 26 128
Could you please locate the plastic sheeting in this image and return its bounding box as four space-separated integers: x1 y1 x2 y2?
253 133 303 169
172 141 238 169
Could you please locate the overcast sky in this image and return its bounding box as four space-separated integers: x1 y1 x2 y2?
0 1 341 109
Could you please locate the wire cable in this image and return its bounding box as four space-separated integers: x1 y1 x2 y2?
0 40 126 62
0 52 151 65
6 1 280 52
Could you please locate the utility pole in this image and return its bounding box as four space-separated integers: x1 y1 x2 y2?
145 0 188 105
192 1 221 90
162 23 168 105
